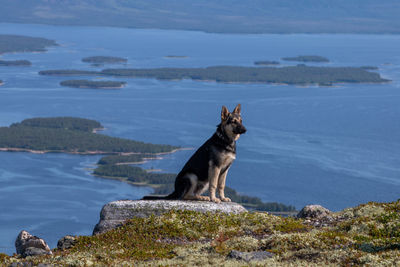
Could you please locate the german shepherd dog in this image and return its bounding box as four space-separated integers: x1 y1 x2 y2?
143 104 246 203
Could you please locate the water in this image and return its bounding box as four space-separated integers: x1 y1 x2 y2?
1 23 400 255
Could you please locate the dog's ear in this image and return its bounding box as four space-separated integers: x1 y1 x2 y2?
221 106 230 121
232 104 241 115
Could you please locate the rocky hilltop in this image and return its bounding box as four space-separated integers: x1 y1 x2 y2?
1 200 399 266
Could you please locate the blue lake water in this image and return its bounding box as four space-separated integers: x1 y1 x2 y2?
0 23 400 255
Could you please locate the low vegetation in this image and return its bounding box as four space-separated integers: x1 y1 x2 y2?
0 59 31 66
3 201 399 266
39 64 390 86
282 55 330 62
60 80 126 89
0 34 57 54
0 117 178 154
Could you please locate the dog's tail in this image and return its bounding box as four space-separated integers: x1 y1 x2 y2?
142 191 180 200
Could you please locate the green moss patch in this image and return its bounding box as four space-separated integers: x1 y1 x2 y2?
3 201 400 266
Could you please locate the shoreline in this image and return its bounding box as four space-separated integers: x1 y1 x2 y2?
0 147 189 156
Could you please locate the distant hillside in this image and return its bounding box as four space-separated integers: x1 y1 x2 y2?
0 0 400 34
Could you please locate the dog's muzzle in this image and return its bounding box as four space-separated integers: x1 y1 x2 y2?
234 125 247 134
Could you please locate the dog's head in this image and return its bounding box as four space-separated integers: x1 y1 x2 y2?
220 104 247 141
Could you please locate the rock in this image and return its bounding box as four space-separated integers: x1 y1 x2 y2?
23 247 51 257
297 205 331 219
57 235 77 250
93 199 247 235
227 250 274 262
15 230 52 257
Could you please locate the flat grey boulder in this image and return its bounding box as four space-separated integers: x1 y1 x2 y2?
93 199 247 235
15 230 52 257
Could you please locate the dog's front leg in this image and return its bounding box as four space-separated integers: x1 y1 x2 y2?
208 164 221 203
218 169 231 202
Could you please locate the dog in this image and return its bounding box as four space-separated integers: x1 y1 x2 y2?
143 104 246 203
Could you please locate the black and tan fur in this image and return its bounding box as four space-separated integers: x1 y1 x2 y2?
143 104 246 203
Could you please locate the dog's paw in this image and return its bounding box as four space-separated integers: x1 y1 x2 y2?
211 197 221 204
220 197 231 202
198 196 210 201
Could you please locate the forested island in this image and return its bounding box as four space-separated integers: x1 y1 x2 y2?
40 65 390 86
254 60 280 66
39 70 100 76
0 59 31 66
60 80 126 89
94 154 296 212
0 34 57 54
0 117 177 154
82 56 127 64
282 55 330 62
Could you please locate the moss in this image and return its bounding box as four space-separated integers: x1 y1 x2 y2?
4 201 400 266
273 217 311 233
0 253 9 262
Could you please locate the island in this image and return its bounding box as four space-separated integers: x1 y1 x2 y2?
60 80 126 89
282 55 330 63
254 60 280 66
0 117 177 154
93 153 296 212
0 80 3 86
82 56 127 64
0 34 57 54
0 60 31 66
39 70 100 76
39 65 390 86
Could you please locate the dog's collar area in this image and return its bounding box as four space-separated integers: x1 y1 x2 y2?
215 128 236 153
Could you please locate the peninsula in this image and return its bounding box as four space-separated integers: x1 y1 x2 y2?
0 59 31 66
39 65 390 86
0 34 57 54
282 55 329 63
60 80 126 89
82 56 127 64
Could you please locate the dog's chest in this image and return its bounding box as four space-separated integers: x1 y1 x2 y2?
212 148 236 168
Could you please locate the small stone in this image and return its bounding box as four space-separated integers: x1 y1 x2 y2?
297 205 331 219
57 235 77 250
15 230 52 257
227 250 274 262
